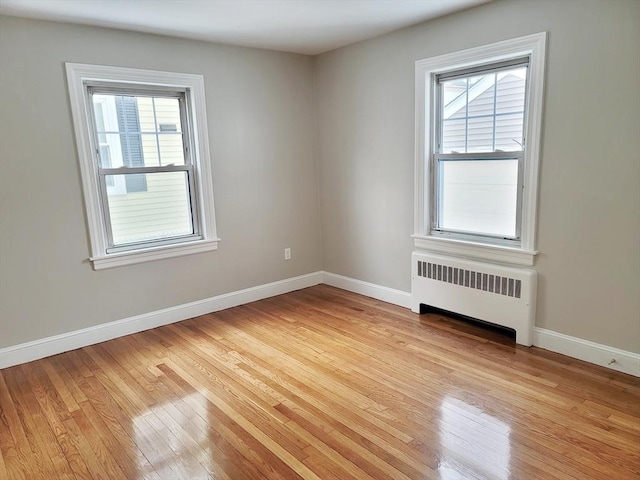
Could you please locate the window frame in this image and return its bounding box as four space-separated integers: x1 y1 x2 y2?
414 33 546 266
66 63 220 270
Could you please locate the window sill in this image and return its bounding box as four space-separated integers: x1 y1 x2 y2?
412 235 537 266
90 238 220 270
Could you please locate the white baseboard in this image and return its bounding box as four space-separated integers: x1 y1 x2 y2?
0 272 323 369
321 271 412 308
533 327 640 377
2 270 638 377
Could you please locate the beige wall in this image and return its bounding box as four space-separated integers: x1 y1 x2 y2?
1 0 639 355
316 0 640 353
0 16 323 347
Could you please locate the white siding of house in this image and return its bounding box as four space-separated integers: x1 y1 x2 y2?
495 74 526 151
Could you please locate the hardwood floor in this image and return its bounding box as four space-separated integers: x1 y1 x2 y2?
0 285 638 479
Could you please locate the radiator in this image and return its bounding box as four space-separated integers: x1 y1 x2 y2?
411 251 537 345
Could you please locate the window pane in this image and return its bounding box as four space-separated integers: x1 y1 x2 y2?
137 97 157 133
466 74 495 117
137 97 183 133
105 171 193 246
119 133 144 167
442 118 466 153
438 159 518 238
154 98 182 132
99 145 114 187
158 134 186 166
140 134 160 167
440 65 527 154
495 68 526 115
100 134 122 168
94 103 107 145
467 116 494 152
495 114 524 151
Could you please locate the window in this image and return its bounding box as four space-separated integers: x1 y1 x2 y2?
435 60 527 241
66 64 219 269
414 33 546 266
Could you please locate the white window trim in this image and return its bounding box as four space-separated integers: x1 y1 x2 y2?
66 63 220 270
414 33 546 267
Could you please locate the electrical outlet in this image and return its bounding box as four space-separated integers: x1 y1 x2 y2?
284 248 291 260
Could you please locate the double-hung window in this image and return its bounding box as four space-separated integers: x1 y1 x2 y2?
66 64 219 270
434 59 527 242
415 33 546 266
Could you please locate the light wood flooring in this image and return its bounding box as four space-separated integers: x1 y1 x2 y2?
0 285 638 479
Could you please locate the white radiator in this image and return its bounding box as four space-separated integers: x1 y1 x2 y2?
411 251 537 345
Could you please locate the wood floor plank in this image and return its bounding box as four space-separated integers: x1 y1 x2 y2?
0 370 33 480
75 348 190 479
76 398 159 480
1 285 638 479
78 375 164 480
159 356 314 480
40 359 81 414
119 336 261 479
19 362 96 480
156 361 276 480
0 444 9 480
62 407 128 480
2 366 77 480
213 308 416 445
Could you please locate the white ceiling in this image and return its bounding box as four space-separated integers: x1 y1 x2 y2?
0 0 489 55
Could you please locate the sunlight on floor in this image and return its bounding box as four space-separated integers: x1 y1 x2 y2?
439 396 511 479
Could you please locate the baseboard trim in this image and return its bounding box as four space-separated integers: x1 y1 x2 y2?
533 327 640 377
2 271 638 377
321 271 412 308
0 271 323 369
